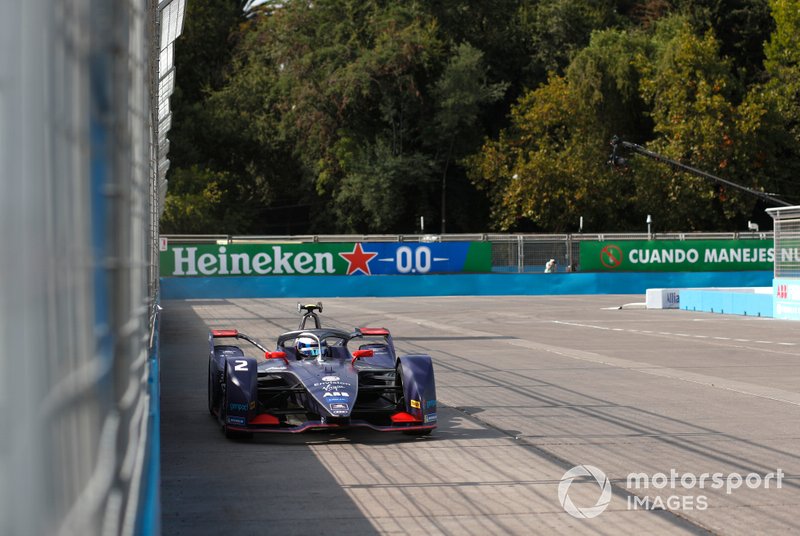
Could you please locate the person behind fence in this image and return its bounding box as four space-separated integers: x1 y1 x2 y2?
544 259 557 273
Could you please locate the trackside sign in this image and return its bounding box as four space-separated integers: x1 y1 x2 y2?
160 242 491 277
580 239 780 272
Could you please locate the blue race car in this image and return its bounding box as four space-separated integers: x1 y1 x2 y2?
207 303 437 438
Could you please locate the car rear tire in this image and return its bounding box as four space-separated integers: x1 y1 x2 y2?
207 365 215 416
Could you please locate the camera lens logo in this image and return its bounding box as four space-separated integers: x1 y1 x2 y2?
558 465 612 519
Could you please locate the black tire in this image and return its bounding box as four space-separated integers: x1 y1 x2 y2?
207 365 215 416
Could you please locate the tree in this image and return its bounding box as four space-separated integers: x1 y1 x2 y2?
468 14 794 233
431 43 508 232
161 0 293 234
466 29 649 232
762 0 800 148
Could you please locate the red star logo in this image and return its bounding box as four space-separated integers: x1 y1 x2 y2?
339 243 377 275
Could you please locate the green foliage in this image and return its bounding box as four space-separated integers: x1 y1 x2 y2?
527 0 630 79
467 29 649 232
762 0 800 144
468 12 798 232
676 0 774 84
164 0 800 235
161 166 251 233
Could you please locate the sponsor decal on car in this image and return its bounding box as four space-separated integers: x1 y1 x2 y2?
315 382 352 391
410 400 421 409
323 392 350 397
229 402 248 412
227 416 246 425
321 376 340 382
425 400 437 409
329 403 349 414
424 413 437 423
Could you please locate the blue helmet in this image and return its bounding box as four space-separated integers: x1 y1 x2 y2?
296 336 326 358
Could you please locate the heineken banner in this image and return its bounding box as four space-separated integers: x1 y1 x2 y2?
580 239 779 272
161 242 491 277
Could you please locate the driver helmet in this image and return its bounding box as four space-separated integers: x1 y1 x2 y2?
296 336 326 358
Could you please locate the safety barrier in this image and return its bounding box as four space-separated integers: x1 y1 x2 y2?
160 271 773 300
1 1 177 535
680 289 774 317
162 231 774 275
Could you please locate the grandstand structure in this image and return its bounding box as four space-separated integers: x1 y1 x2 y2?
0 0 183 534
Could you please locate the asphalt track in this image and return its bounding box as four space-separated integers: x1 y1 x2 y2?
160 296 800 535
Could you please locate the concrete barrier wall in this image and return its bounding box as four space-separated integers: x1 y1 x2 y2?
679 288 774 317
161 271 773 300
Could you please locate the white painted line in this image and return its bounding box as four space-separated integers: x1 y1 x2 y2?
549 320 794 350
335 303 800 407
503 338 800 407
552 321 609 331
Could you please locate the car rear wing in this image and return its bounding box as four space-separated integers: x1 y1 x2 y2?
355 327 390 337
209 329 269 353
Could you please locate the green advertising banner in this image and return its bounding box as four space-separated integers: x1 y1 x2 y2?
579 239 779 272
160 242 492 277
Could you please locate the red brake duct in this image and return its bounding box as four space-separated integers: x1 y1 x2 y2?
250 414 279 426
390 411 421 424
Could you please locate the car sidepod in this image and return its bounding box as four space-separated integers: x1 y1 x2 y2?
397 354 437 427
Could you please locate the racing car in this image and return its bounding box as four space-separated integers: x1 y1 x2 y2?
207 302 437 438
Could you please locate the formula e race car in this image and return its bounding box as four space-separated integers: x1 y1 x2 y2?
207 303 437 438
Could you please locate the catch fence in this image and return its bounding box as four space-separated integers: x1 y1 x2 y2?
0 1 181 535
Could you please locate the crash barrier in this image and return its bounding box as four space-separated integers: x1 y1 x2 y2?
679 288 773 317
1 1 176 535
160 233 780 277
645 288 682 309
160 271 773 300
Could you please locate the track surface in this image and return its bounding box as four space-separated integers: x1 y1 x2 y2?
161 296 800 535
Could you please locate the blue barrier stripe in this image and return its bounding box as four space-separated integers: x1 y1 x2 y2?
138 310 161 536
160 272 774 300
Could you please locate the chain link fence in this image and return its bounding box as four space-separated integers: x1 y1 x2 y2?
1 0 174 534
768 207 800 278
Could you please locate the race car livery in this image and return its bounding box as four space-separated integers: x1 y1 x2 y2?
207 303 437 438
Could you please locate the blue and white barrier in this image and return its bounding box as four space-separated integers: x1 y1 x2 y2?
161 271 773 300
